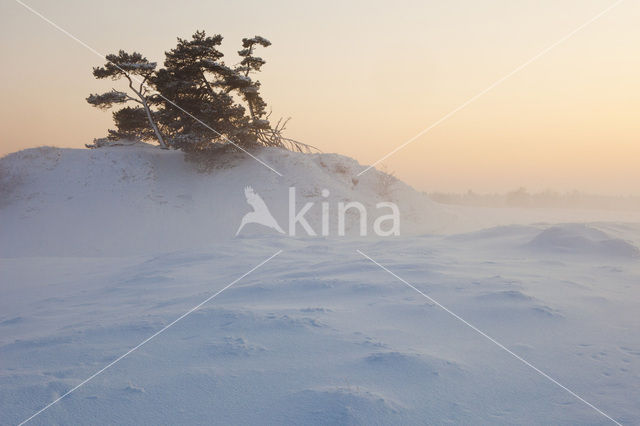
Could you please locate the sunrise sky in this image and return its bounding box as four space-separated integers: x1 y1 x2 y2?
1 0 638 194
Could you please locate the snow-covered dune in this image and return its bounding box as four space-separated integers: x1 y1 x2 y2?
0 145 453 257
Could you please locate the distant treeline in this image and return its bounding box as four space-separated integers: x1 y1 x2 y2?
428 188 640 211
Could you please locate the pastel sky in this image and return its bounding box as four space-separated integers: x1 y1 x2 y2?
1 0 638 194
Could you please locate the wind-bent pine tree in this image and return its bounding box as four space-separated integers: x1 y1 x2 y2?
230 35 310 151
87 31 315 156
235 36 272 124
87 51 167 148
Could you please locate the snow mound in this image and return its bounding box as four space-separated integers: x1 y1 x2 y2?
361 351 464 381
285 387 406 425
524 224 640 259
0 145 453 257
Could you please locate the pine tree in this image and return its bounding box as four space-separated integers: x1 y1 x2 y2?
229 36 312 152
87 31 315 156
235 36 272 124
87 51 167 148
111 107 155 141
153 31 251 152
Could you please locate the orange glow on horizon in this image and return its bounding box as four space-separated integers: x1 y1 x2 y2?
1 0 639 195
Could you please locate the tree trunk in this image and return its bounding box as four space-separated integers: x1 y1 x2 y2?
127 75 168 149
141 97 167 149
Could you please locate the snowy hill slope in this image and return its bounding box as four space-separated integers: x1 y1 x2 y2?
0 145 453 257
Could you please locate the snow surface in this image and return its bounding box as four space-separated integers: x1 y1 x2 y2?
1 145 640 424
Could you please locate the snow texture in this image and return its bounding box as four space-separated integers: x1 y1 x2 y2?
1 145 640 425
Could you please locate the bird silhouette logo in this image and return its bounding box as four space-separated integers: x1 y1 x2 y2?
236 186 285 236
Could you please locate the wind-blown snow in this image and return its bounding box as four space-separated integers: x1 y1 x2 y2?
0 145 453 257
1 145 640 425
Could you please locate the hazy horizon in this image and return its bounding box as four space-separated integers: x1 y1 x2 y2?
2 0 639 195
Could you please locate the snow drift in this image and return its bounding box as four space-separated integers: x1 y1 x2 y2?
525 223 640 258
